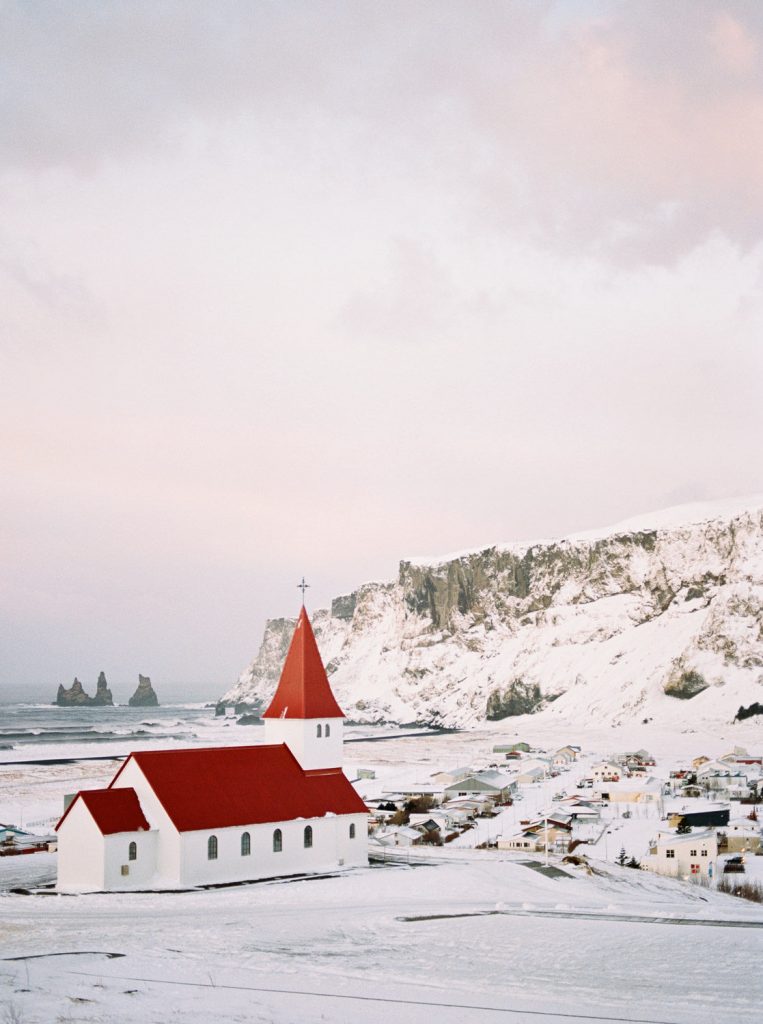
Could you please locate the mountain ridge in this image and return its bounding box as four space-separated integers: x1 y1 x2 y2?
223 498 763 729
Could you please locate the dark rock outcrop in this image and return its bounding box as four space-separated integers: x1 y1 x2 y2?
55 678 93 706
91 671 114 706
128 674 159 707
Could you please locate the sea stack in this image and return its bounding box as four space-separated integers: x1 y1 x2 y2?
128 674 159 707
91 671 114 706
55 678 93 706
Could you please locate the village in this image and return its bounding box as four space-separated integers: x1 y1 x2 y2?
359 739 763 894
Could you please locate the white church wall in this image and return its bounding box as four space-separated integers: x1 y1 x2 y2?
57 799 105 892
264 717 343 771
103 830 158 890
179 812 367 887
111 759 181 885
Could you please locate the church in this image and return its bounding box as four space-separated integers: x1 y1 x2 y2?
55 608 368 892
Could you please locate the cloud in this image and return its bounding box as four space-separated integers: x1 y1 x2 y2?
2 1 763 258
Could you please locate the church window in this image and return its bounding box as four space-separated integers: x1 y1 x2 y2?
316 724 322 738
325 723 331 737
304 825 313 848
128 841 137 861
349 823 356 839
208 835 218 860
241 832 251 856
273 828 282 853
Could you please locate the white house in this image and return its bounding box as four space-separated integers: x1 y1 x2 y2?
645 830 718 881
591 761 621 783
443 770 516 803
56 608 368 892
591 777 663 804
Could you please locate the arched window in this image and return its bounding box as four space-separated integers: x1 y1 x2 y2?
273 828 282 853
241 832 251 856
316 724 322 738
349 823 356 839
128 841 137 861
325 723 331 737
304 825 313 848
208 835 218 860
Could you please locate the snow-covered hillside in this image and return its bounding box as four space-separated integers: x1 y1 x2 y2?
223 497 763 729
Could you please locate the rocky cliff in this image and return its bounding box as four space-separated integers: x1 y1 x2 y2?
128 674 159 707
222 498 763 728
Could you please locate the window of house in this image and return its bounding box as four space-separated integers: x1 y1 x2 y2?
304 825 313 848
665 849 675 858
325 723 330 737
349 823 356 839
316 724 322 738
208 835 218 860
690 849 697 856
128 841 137 861
701 849 708 857
691 863 700 874
273 828 282 853
241 832 251 856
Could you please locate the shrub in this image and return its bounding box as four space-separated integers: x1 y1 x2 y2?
717 877 763 903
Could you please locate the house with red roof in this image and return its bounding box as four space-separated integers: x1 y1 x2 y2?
56 608 368 892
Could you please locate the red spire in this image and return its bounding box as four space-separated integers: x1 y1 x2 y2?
262 607 345 720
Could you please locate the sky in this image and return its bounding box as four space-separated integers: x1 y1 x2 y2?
2 0 763 701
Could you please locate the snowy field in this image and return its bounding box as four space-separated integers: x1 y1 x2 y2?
2 716 763 1022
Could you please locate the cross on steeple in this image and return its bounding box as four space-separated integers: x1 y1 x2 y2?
297 577 310 604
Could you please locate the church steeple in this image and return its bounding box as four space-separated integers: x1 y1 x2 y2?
262 607 345 720
262 607 345 772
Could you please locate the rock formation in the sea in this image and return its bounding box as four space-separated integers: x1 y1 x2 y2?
128 674 159 707
91 671 114 706
56 678 93 707
55 673 114 707
221 497 763 729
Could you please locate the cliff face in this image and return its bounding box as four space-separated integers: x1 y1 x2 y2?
128 674 159 707
223 499 763 728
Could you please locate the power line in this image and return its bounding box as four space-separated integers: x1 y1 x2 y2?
63 969 685 1024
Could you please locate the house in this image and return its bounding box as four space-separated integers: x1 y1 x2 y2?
429 766 472 787
692 755 710 770
592 777 663 804
718 822 762 854
493 742 530 754
443 770 516 803
667 807 730 829
591 761 621 783
695 761 750 796
372 825 422 847
0 824 56 856
498 822 569 853
498 830 546 852
645 830 718 880
56 608 368 892
553 746 579 766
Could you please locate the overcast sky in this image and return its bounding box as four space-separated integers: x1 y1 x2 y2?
2 1 763 701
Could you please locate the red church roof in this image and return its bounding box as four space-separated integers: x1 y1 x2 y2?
262 607 345 720
56 787 150 835
108 743 366 832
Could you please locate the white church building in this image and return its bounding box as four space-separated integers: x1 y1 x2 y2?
56 608 368 892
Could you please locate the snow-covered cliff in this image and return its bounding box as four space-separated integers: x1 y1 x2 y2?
223 498 763 728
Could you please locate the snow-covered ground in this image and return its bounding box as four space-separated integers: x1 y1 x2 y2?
2 723 763 1022
2 852 763 1024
